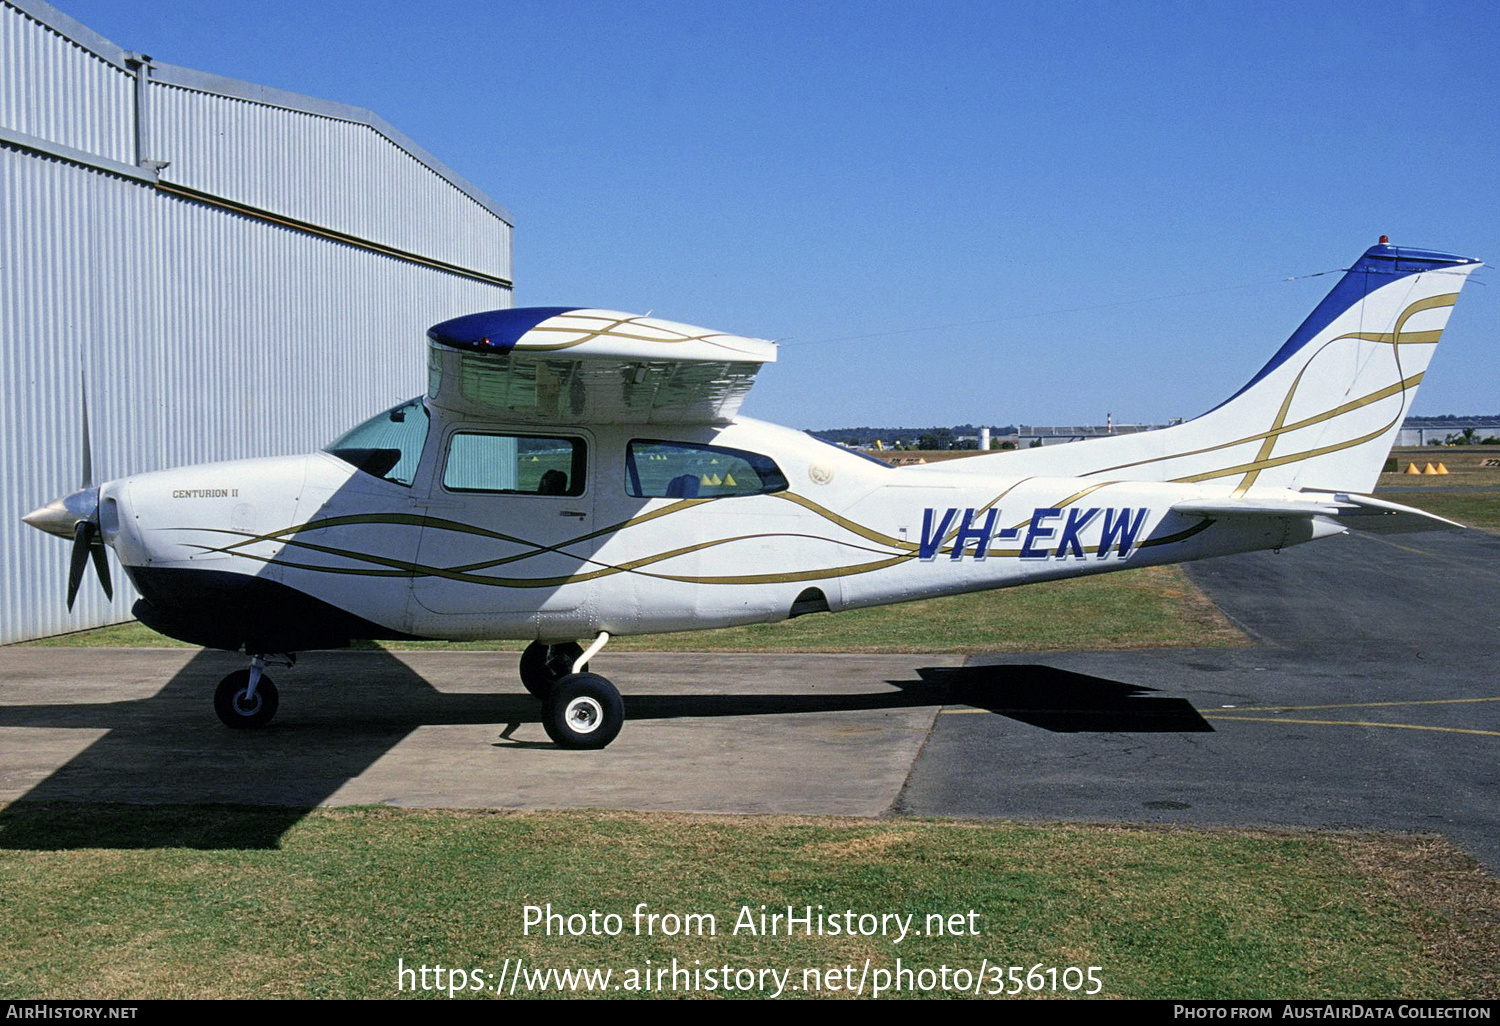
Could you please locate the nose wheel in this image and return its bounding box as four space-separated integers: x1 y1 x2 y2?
213 654 292 729
214 669 279 728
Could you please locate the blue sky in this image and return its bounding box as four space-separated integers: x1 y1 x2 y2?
63 0 1499 429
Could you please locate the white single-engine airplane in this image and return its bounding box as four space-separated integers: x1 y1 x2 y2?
23 240 1482 748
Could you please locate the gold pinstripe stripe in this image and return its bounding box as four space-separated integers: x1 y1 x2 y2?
772 491 917 550
1229 293 1454 494
1085 372 1425 479
1064 293 1457 486
196 529 910 588
1174 416 1397 484
512 313 747 353
183 489 1212 587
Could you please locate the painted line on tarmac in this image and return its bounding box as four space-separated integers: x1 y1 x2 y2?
1202 715 1500 737
939 697 1500 737
1350 530 1500 579
1215 696 1500 712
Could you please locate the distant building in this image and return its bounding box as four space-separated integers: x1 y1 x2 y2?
1395 421 1500 446
1016 422 1179 447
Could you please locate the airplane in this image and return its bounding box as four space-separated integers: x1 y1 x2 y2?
22 239 1483 749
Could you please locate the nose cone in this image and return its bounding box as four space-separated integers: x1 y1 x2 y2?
22 486 100 539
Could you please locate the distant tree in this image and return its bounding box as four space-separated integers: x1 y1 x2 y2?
1482 436 1500 445
1029 439 1043 449
998 441 1017 451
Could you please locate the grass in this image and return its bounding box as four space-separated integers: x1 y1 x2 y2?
20 564 1246 654
0 807 1494 1000
1379 447 1500 489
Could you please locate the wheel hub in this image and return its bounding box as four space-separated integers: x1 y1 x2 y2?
565 696 603 734
233 690 262 716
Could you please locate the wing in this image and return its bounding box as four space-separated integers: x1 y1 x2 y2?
425 307 777 425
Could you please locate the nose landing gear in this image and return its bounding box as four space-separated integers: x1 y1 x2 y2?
214 654 294 729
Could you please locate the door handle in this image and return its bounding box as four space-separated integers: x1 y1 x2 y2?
560 510 587 518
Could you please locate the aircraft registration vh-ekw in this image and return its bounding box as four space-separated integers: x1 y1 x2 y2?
22 240 1483 749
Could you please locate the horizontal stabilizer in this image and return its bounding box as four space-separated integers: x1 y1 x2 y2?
1172 498 1347 518
1171 493 1463 534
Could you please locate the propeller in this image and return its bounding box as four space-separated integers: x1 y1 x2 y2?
22 380 113 610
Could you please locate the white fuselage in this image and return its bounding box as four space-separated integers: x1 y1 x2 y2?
102 408 1336 649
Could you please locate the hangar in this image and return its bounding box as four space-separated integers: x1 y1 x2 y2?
1 0 514 643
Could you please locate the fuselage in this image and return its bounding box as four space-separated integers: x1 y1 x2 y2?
102 403 1335 654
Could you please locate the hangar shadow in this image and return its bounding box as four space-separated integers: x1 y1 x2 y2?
0 647 469 850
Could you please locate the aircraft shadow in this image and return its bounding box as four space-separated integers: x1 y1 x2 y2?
0 651 1206 850
906 664 1213 733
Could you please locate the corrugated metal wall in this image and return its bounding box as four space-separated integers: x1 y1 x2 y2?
0 0 133 163
1 0 514 643
149 79 509 280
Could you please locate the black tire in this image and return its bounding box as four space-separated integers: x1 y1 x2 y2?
542 673 623 749
214 669 279 729
518 641 586 698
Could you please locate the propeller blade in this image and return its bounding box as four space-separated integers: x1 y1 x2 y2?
66 522 91 611
65 520 112 609
89 530 114 601
80 378 94 489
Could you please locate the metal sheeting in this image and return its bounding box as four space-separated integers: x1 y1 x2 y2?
2 1 516 644
148 81 511 281
0 0 134 164
1 142 510 646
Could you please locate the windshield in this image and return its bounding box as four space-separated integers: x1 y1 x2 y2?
324 398 430 486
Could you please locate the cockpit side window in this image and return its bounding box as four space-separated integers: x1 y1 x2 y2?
625 440 788 498
324 398 430 487
442 433 586 496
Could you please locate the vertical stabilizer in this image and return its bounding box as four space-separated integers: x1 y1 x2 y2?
943 242 1482 494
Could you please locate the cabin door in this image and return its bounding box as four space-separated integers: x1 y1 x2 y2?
410 426 598 635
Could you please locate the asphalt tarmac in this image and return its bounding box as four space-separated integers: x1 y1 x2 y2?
0 529 1494 869
901 528 1500 872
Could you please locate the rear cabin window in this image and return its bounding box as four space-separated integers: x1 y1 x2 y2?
443 433 586 496
626 440 788 498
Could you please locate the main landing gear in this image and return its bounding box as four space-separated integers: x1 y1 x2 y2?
214 654 293 729
520 633 622 749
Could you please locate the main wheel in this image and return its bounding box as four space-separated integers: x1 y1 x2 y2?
214 670 279 729
542 673 623 749
519 641 586 698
